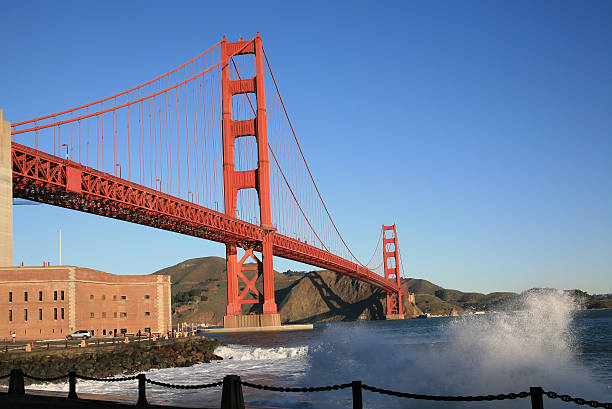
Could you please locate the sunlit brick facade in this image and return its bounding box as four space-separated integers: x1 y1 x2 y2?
0 266 171 341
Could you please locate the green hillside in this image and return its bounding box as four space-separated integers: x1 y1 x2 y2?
153 258 612 323
152 257 422 325
402 278 517 314
152 257 302 325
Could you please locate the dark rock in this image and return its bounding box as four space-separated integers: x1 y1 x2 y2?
0 337 221 386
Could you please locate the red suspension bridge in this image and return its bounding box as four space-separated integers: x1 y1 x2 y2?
3 34 407 326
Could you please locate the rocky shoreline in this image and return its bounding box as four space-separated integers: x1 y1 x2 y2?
0 337 222 385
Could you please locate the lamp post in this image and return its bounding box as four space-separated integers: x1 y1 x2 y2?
115 163 121 179
61 143 68 160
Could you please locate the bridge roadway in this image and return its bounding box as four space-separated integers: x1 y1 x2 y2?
11 142 399 294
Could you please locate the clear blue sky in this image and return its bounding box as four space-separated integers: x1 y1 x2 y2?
2 1 610 294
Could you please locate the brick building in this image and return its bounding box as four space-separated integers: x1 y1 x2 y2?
0 266 171 341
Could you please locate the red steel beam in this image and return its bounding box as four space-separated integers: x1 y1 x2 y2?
11 142 399 294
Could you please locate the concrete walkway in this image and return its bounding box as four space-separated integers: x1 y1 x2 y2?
0 391 192 408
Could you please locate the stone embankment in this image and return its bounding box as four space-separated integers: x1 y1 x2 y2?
0 337 221 385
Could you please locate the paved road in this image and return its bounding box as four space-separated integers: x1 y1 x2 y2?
0 391 199 408
0 336 162 354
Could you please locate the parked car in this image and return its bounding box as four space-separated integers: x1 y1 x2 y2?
66 330 91 340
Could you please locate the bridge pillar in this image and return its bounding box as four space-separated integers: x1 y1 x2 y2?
383 225 404 319
221 35 280 328
0 109 13 267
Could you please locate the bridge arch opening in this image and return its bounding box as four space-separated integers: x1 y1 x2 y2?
228 54 256 82
236 187 261 226
231 93 257 121
234 135 258 171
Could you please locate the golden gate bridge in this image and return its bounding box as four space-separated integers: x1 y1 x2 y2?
4 34 406 327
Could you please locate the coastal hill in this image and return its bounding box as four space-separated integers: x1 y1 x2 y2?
153 257 611 325
153 257 422 325
402 278 516 315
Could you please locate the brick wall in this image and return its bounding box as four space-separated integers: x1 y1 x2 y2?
0 266 171 341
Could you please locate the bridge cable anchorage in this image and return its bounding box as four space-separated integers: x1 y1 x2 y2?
262 47 370 267
228 58 330 252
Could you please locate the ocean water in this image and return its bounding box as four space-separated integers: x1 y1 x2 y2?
31 290 611 408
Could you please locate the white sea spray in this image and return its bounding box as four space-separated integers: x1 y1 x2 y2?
303 290 607 409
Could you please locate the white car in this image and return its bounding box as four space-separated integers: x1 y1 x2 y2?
66 330 91 340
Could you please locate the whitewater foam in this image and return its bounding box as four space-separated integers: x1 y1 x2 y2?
303 290 608 408
26 343 310 407
214 345 308 361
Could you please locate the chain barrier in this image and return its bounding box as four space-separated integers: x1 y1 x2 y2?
145 378 223 389
7 369 612 409
75 374 138 382
361 384 530 402
22 373 69 382
545 391 612 409
241 380 352 393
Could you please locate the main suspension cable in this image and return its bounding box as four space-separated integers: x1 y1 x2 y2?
229 58 329 252
262 46 367 267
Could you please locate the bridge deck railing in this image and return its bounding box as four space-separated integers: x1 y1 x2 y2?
2 369 610 409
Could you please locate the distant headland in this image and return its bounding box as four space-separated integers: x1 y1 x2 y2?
156 257 612 326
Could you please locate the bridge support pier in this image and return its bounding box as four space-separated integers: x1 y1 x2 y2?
383 225 404 320
0 109 13 268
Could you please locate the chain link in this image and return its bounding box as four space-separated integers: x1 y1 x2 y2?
545 390 612 408
9 368 612 409
23 373 69 382
145 378 223 389
361 384 530 402
241 380 352 392
75 374 138 382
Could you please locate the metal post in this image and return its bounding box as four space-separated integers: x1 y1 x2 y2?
530 387 544 409
137 374 148 406
221 375 245 409
352 381 363 409
8 368 25 394
68 371 78 399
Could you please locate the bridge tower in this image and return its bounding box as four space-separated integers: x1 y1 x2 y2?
221 34 280 328
0 110 12 267
383 225 404 319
